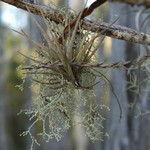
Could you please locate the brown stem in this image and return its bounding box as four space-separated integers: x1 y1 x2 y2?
64 0 106 35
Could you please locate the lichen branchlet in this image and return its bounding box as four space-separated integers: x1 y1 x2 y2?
18 6 109 147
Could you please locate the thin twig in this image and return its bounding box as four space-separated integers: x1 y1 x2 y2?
111 0 150 7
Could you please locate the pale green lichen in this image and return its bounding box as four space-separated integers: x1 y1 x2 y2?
18 6 109 148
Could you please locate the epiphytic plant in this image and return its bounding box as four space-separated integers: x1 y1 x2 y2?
16 2 119 148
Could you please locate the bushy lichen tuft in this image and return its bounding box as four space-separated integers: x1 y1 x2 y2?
18 6 109 148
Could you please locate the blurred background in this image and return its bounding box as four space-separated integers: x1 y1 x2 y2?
0 0 150 150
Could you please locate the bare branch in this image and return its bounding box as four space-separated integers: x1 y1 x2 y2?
1 0 150 45
110 0 150 7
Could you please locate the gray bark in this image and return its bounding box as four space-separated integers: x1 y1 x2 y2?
1 0 150 46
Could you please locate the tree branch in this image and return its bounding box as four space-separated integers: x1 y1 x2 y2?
110 0 150 7
1 0 150 45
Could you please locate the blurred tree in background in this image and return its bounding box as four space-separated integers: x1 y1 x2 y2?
0 2 32 150
0 3 9 150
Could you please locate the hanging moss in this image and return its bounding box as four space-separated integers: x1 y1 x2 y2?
17 6 110 148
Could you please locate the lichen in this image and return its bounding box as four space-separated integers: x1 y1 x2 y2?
18 6 109 148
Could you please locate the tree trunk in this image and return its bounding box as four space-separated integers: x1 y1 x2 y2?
125 5 150 150
0 4 9 150
105 3 150 150
105 3 130 150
